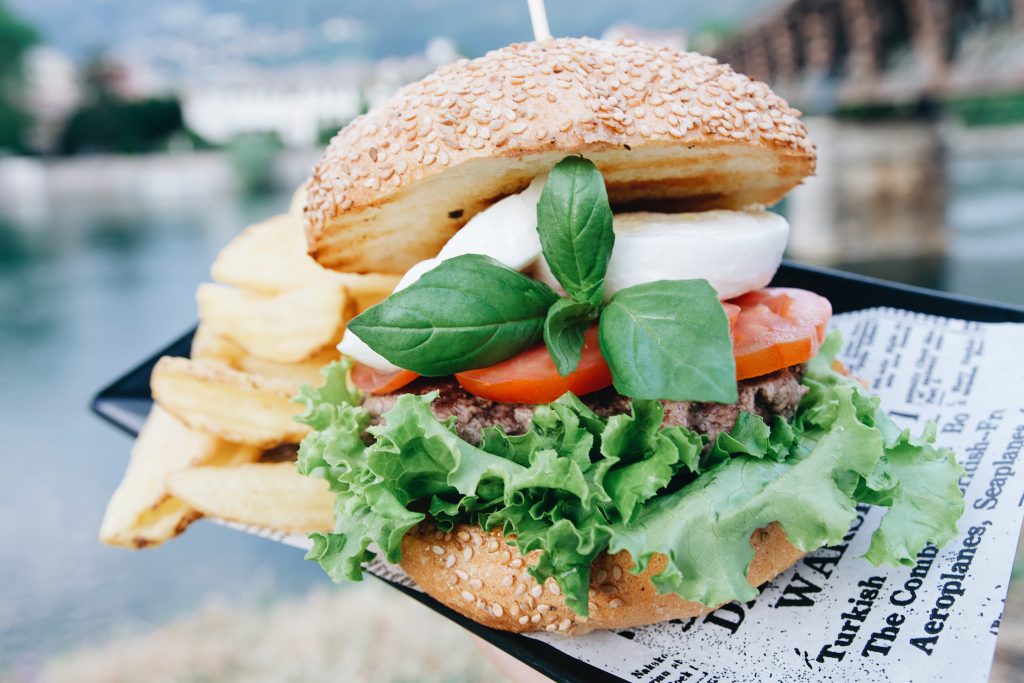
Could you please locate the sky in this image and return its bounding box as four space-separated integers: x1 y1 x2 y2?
8 0 768 66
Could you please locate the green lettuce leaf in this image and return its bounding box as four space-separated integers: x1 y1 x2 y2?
607 384 882 605
295 332 966 616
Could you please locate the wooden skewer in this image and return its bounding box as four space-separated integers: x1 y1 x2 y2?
527 0 552 40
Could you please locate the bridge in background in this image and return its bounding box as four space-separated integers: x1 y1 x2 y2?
714 0 1024 113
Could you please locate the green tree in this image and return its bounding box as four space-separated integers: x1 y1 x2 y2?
0 1 39 152
58 51 185 154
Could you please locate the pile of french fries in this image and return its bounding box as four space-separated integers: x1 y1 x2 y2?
100 192 400 548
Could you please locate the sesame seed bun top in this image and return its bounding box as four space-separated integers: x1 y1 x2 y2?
305 37 816 274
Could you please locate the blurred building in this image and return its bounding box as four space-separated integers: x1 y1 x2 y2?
180 37 460 148
22 46 79 152
713 0 1024 114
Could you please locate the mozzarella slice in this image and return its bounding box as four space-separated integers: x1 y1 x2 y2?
533 209 789 301
437 174 545 269
339 177 546 371
337 326 398 372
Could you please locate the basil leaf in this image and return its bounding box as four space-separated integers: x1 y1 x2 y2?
543 299 599 376
599 280 738 403
347 254 558 376
536 156 614 306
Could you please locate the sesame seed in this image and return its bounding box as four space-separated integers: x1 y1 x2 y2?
431 545 444 555
530 585 543 598
445 554 456 568
509 558 524 569
515 583 527 596
588 601 598 612
492 603 504 617
455 569 469 581
548 582 561 596
502 575 515 587
612 566 623 581
609 598 623 609
463 547 473 561
531 614 541 624
461 591 475 603
519 615 529 625
545 623 557 632
559 618 572 631
469 578 483 590
537 603 551 612
596 570 607 583
486 539 500 553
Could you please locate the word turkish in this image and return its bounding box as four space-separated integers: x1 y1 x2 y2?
814 575 887 663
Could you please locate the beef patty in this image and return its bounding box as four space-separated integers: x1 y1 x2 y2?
361 366 807 445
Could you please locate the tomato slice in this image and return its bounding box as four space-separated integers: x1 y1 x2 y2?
455 326 612 404
722 301 741 329
727 288 832 381
350 363 419 395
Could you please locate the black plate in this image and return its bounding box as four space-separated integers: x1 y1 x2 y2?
90 261 1024 682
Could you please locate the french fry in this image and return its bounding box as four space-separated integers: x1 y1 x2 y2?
197 281 353 363
190 324 245 365
167 463 335 534
234 346 338 387
192 325 338 387
210 214 399 310
100 406 260 548
151 357 309 447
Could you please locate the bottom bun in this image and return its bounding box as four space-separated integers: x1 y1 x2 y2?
400 521 803 635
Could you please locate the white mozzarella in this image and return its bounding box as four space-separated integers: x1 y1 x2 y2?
437 174 545 269
337 327 399 373
532 209 789 301
339 177 546 370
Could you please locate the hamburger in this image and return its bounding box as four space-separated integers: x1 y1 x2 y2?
295 37 964 635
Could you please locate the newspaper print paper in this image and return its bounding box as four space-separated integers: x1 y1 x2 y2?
228 307 1024 683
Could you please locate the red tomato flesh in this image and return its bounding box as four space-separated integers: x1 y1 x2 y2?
350 363 419 395
727 288 832 381
722 301 741 328
455 326 613 404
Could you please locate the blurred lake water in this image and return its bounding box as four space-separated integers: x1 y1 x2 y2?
0 184 332 674
0 123 1022 673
